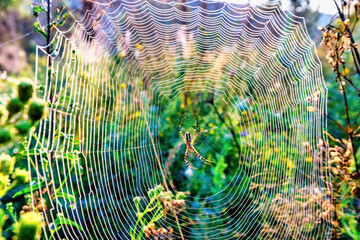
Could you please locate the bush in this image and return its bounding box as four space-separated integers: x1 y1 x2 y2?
0 127 11 143
6 98 23 118
17 81 33 103
13 168 29 184
0 153 15 175
28 101 44 122
14 212 42 240
14 120 32 135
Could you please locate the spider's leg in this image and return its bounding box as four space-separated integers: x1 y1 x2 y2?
184 148 198 169
178 115 186 143
192 146 214 165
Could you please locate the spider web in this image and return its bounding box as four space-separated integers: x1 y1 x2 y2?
28 0 331 239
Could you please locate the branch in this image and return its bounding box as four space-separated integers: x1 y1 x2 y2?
209 102 241 156
334 0 360 75
324 114 348 133
352 111 360 131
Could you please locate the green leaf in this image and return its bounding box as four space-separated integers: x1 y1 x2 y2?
33 6 44 13
13 180 45 198
58 12 69 26
57 132 80 145
341 213 360 240
152 212 163 222
21 149 48 158
55 214 83 232
55 192 75 203
56 152 74 161
33 22 47 38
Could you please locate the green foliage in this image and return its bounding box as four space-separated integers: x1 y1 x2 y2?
342 213 360 240
130 185 186 240
17 81 34 103
318 2 360 238
0 209 8 240
212 152 228 191
0 2 77 240
14 120 32 135
0 69 44 240
6 98 24 118
32 6 45 16
13 179 45 198
28 101 44 122
48 213 83 240
13 212 42 240
33 22 47 38
0 153 15 175
0 128 11 144
32 5 69 39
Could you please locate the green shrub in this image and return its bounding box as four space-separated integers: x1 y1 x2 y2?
14 212 42 240
13 168 29 184
0 174 9 192
0 106 6 123
0 127 11 143
0 153 15 175
28 101 44 122
15 120 32 135
17 81 34 103
6 98 23 118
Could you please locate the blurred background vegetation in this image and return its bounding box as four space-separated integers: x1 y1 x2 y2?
0 0 359 239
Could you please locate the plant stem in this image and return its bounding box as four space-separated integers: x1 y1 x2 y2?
135 207 162 240
324 114 348 133
340 73 360 173
332 0 360 173
46 0 57 206
334 0 360 75
47 0 50 55
130 196 157 240
352 111 360 130
57 165 74 192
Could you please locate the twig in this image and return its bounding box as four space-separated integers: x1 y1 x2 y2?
351 48 360 76
342 74 360 92
341 73 360 172
324 114 348 133
209 102 241 156
352 111 360 131
334 0 360 74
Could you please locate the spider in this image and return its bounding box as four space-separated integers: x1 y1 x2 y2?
178 115 213 169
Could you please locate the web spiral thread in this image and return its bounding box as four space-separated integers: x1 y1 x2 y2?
29 0 331 239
